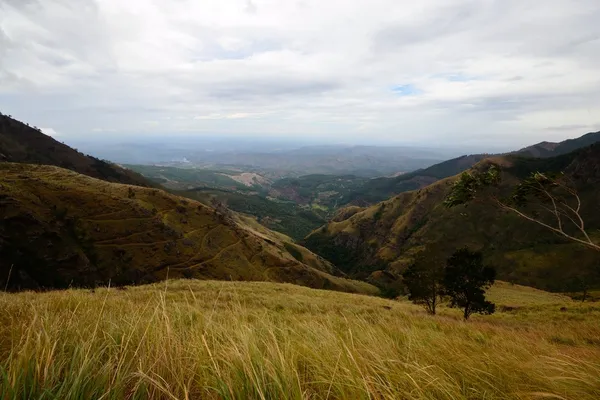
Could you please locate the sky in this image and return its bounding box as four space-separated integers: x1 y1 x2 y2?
1 0 599 148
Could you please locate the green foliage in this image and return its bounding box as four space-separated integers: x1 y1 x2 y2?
443 248 496 320
444 165 500 208
402 256 444 315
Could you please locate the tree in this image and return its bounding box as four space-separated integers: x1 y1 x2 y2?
443 248 496 320
402 256 444 315
445 166 600 252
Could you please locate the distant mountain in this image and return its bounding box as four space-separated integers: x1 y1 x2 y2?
304 144 600 292
0 162 377 294
0 114 151 187
207 145 444 177
342 154 490 205
516 131 600 158
342 130 600 206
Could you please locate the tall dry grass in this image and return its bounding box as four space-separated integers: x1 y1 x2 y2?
1 280 599 399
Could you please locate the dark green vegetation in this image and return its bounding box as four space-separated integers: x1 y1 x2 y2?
270 174 368 209
402 248 497 319
0 114 151 187
178 188 326 240
443 248 496 320
401 253 444 314
304 144 600 293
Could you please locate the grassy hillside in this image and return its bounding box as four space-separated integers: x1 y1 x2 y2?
305 145 600 292
0 162 376 294
1 279 598 399
0 115 151 187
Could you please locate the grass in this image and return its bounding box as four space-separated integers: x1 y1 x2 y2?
1 280 599 399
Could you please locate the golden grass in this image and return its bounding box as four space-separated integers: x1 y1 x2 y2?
1 280 599 399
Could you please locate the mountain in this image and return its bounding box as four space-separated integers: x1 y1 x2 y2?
0 114 151 187
0 162 377 294
342 154 490 205
342 131 600 206
104 142 448 178
517 131 600 158
304 144 600 292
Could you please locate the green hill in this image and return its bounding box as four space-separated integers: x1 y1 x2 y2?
0 162 377 294
0 114 151 187
305 145 600 292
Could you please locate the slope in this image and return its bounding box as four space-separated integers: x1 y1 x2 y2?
2 279 598 400
0 162 377 294
305 145 600 292
343 130 600 206
0 114 151 187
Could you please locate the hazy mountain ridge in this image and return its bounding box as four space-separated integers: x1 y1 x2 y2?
342 131 600 206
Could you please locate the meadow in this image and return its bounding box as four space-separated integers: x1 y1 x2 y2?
1 280 599 399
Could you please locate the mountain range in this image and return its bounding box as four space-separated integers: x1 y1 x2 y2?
1 112 599 295
342 131 600 206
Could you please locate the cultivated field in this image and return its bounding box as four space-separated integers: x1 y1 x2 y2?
1 280 599 399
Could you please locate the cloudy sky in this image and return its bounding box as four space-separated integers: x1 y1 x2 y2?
1 0 599 148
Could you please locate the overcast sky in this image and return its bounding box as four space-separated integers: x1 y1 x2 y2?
1 0 599 147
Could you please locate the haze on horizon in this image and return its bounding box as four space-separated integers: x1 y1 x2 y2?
1 0 599 148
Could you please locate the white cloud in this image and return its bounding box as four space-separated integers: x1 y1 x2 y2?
0 0 599 148
40 127 59 137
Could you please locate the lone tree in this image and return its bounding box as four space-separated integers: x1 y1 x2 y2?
445 165 599 252
402 253 444 315
443 248 496 320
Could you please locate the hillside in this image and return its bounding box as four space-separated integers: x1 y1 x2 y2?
0 114 151 187
305 145 600 292
0 162 377 294
343 130 600 206
342 154 489 205
2 279 598 399
179 188 327 240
